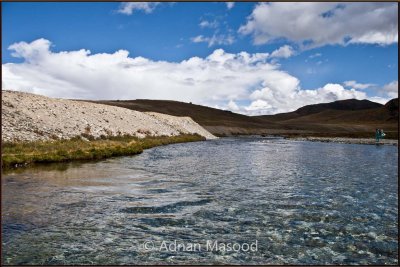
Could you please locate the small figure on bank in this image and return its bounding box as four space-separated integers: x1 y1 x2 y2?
375 128 380 143
380 129 386 138
375 129 385 143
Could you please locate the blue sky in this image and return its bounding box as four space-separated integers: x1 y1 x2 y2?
2 2 398 115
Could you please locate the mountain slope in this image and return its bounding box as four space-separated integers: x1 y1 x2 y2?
384 98 399 120
295 99 382 114
256 99 384 121
257 98 397 124
90 98 398 138
92 99 287 129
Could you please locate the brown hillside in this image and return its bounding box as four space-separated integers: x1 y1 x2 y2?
91 99 287 129
88 98 398 138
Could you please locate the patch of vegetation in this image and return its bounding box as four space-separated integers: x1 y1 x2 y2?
1 134 205 170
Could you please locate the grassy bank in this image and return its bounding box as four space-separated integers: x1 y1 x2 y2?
1 134 205 170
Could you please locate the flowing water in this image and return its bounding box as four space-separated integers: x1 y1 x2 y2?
1 137 398 264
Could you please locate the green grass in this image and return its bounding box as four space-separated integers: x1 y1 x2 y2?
1 134 205 170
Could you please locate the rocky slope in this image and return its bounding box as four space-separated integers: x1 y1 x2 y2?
1 90 216 142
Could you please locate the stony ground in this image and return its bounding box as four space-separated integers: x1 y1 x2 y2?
2 90 216 142
290 136 398 146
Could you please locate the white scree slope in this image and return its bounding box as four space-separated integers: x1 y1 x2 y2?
2 90 216 142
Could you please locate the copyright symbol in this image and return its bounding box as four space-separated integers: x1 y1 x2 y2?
144 241 154 251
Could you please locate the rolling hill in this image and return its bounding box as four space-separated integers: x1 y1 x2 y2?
90 99 293 135
90 98 398 138
257 98 398 123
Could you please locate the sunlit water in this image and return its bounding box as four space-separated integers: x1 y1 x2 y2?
2 137 398 264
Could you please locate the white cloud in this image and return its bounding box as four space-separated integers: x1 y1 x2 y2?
226 2 235 10
245 99 271 112
191 33 234 47
196 14 236 47
309 53 322 58
227 100 240 111
381 80 398 99
367 96 391 105
239 2 398 48
117 2 160 15
343 80 375 90
191 35 207 43
270 45 295 58
245 83 368 115
344 80 398 100
2 39 382 115
199 20 218 29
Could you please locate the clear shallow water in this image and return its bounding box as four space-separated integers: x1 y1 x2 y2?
2 137 398 264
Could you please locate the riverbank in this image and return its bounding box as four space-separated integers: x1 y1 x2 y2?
1 134 205 170
287 136 398 146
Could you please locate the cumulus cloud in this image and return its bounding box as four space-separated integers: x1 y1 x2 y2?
227 100 240 111
117 2 160 15
343 80 375 90
191 34 235 47
343 80 398 101
270 45 295 58
381 80 398 99
239 2 398 48
245 83 369 115
226 2 235 10
2 38 381 115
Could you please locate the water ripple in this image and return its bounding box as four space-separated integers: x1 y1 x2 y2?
1 137 398 264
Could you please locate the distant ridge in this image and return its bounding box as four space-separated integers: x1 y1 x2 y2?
295 99 382 115
257 98 397 124
384 98 399 119
256 99 383 121
91 98 398 138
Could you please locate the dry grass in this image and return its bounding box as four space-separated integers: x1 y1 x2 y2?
1 134 205 170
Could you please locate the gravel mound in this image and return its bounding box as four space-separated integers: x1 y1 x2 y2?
2 90 216 142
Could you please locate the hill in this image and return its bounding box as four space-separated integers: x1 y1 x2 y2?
256 99 384 121
93 99 259 127
256 98 398 138
257 98 398 124
384 98 399 120
91 98 398 138
91 99 294 136
296 99 382 114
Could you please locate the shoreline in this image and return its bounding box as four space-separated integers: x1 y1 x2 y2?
286 136 398 146
2 134 397 171
1 134 205 171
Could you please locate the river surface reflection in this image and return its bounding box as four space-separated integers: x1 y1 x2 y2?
2 137 398 264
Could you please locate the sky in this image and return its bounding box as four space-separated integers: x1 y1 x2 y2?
2 2 398 115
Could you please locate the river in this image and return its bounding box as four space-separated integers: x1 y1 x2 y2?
1 137 398 264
